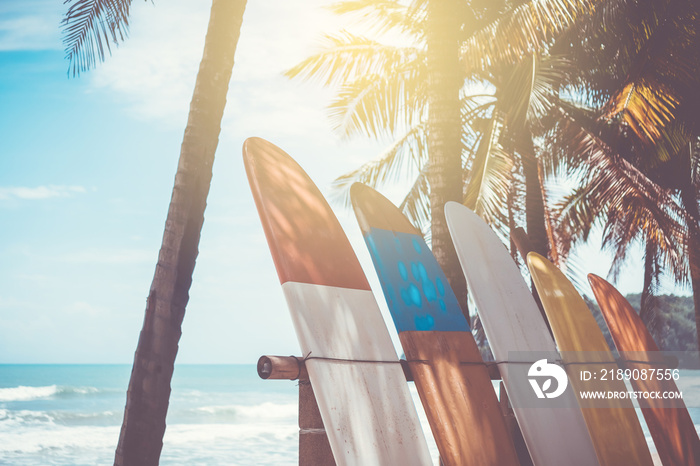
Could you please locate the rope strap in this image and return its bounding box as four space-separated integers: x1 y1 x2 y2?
297 351 675 369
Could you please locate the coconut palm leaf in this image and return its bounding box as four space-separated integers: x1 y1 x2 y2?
328 62 426 138
553 118 689 286
555 0 700 142
606 81 680 144
62 0 134 76
463 52 571 253
284 31 423 87
464 114 499 210
607 0 699 142
461 0 596 71
399 168 431 235
285 31 426 139
332 121 428 206
329 0 426 38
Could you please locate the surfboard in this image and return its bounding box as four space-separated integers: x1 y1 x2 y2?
588 274 700 466
527 253 653 465
350 183 519 466
243 137 432 466
444 201 599 466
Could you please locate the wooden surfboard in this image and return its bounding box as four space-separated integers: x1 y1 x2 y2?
243 137 432 466
350 183 519 466
588 274 700 466
444 201 599 466
527 253 653 465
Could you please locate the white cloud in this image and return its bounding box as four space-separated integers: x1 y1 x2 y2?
0 185 86 200
89 1 209 123
0 1 62 51
87 0 351 132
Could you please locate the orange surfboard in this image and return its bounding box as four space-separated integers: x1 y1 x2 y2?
588 274 700 465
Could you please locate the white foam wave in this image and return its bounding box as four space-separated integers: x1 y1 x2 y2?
0 408 121 428
219 402 297 420
0 385 101 402
168 402 297 425
0 422 298 465
0 385 59 402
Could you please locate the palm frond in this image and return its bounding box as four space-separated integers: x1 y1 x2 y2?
461 0 596 71
327 58 426 138
494 53 573 133
552 122 689 285
463 134 512 234
399 168 431 236
62 0 133 76
331 121 427 206
284 31 423 87
329 0 426 38
464 113 502 208
606 81 679 144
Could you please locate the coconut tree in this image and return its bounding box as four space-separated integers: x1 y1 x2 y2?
553 0 700 142
62 1 248 464
465 53 580 259
549 0 700 346
550 109 690 325
287 0 596 313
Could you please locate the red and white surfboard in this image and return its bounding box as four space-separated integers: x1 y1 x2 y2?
243 137 432 466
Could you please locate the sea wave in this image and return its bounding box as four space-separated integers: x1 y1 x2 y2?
0 385 59 402
0 423 298 465
201 402 296 420
168 402 297 425
0 401 297 429
0 385 100 402
0 408 122 427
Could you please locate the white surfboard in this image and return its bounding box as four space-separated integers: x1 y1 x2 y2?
244 137 432 466
445 201 599 466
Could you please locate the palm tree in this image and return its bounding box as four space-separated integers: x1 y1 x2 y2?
287 0 595 313
550 110 690 327
465 53 578 260
548 0 700 346
62 1 248 464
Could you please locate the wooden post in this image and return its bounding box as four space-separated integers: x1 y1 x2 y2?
499 381 533 466
298 379 335 466
257 355 306 380
257 356 335 465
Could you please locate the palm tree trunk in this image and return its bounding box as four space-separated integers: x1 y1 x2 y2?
114 1 246 464
640 241 658 329
426 0 467 313
520 136 549 258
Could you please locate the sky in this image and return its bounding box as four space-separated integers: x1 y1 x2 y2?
0 0 673 364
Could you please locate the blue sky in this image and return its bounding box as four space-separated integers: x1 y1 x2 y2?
0 0 666 364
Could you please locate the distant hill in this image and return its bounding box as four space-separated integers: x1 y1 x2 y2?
473 294 697 367
584 293 698 368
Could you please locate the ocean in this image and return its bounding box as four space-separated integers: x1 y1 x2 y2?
0 365 300 465
1 365 699 465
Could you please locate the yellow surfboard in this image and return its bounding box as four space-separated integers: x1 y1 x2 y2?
527 252 653 466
